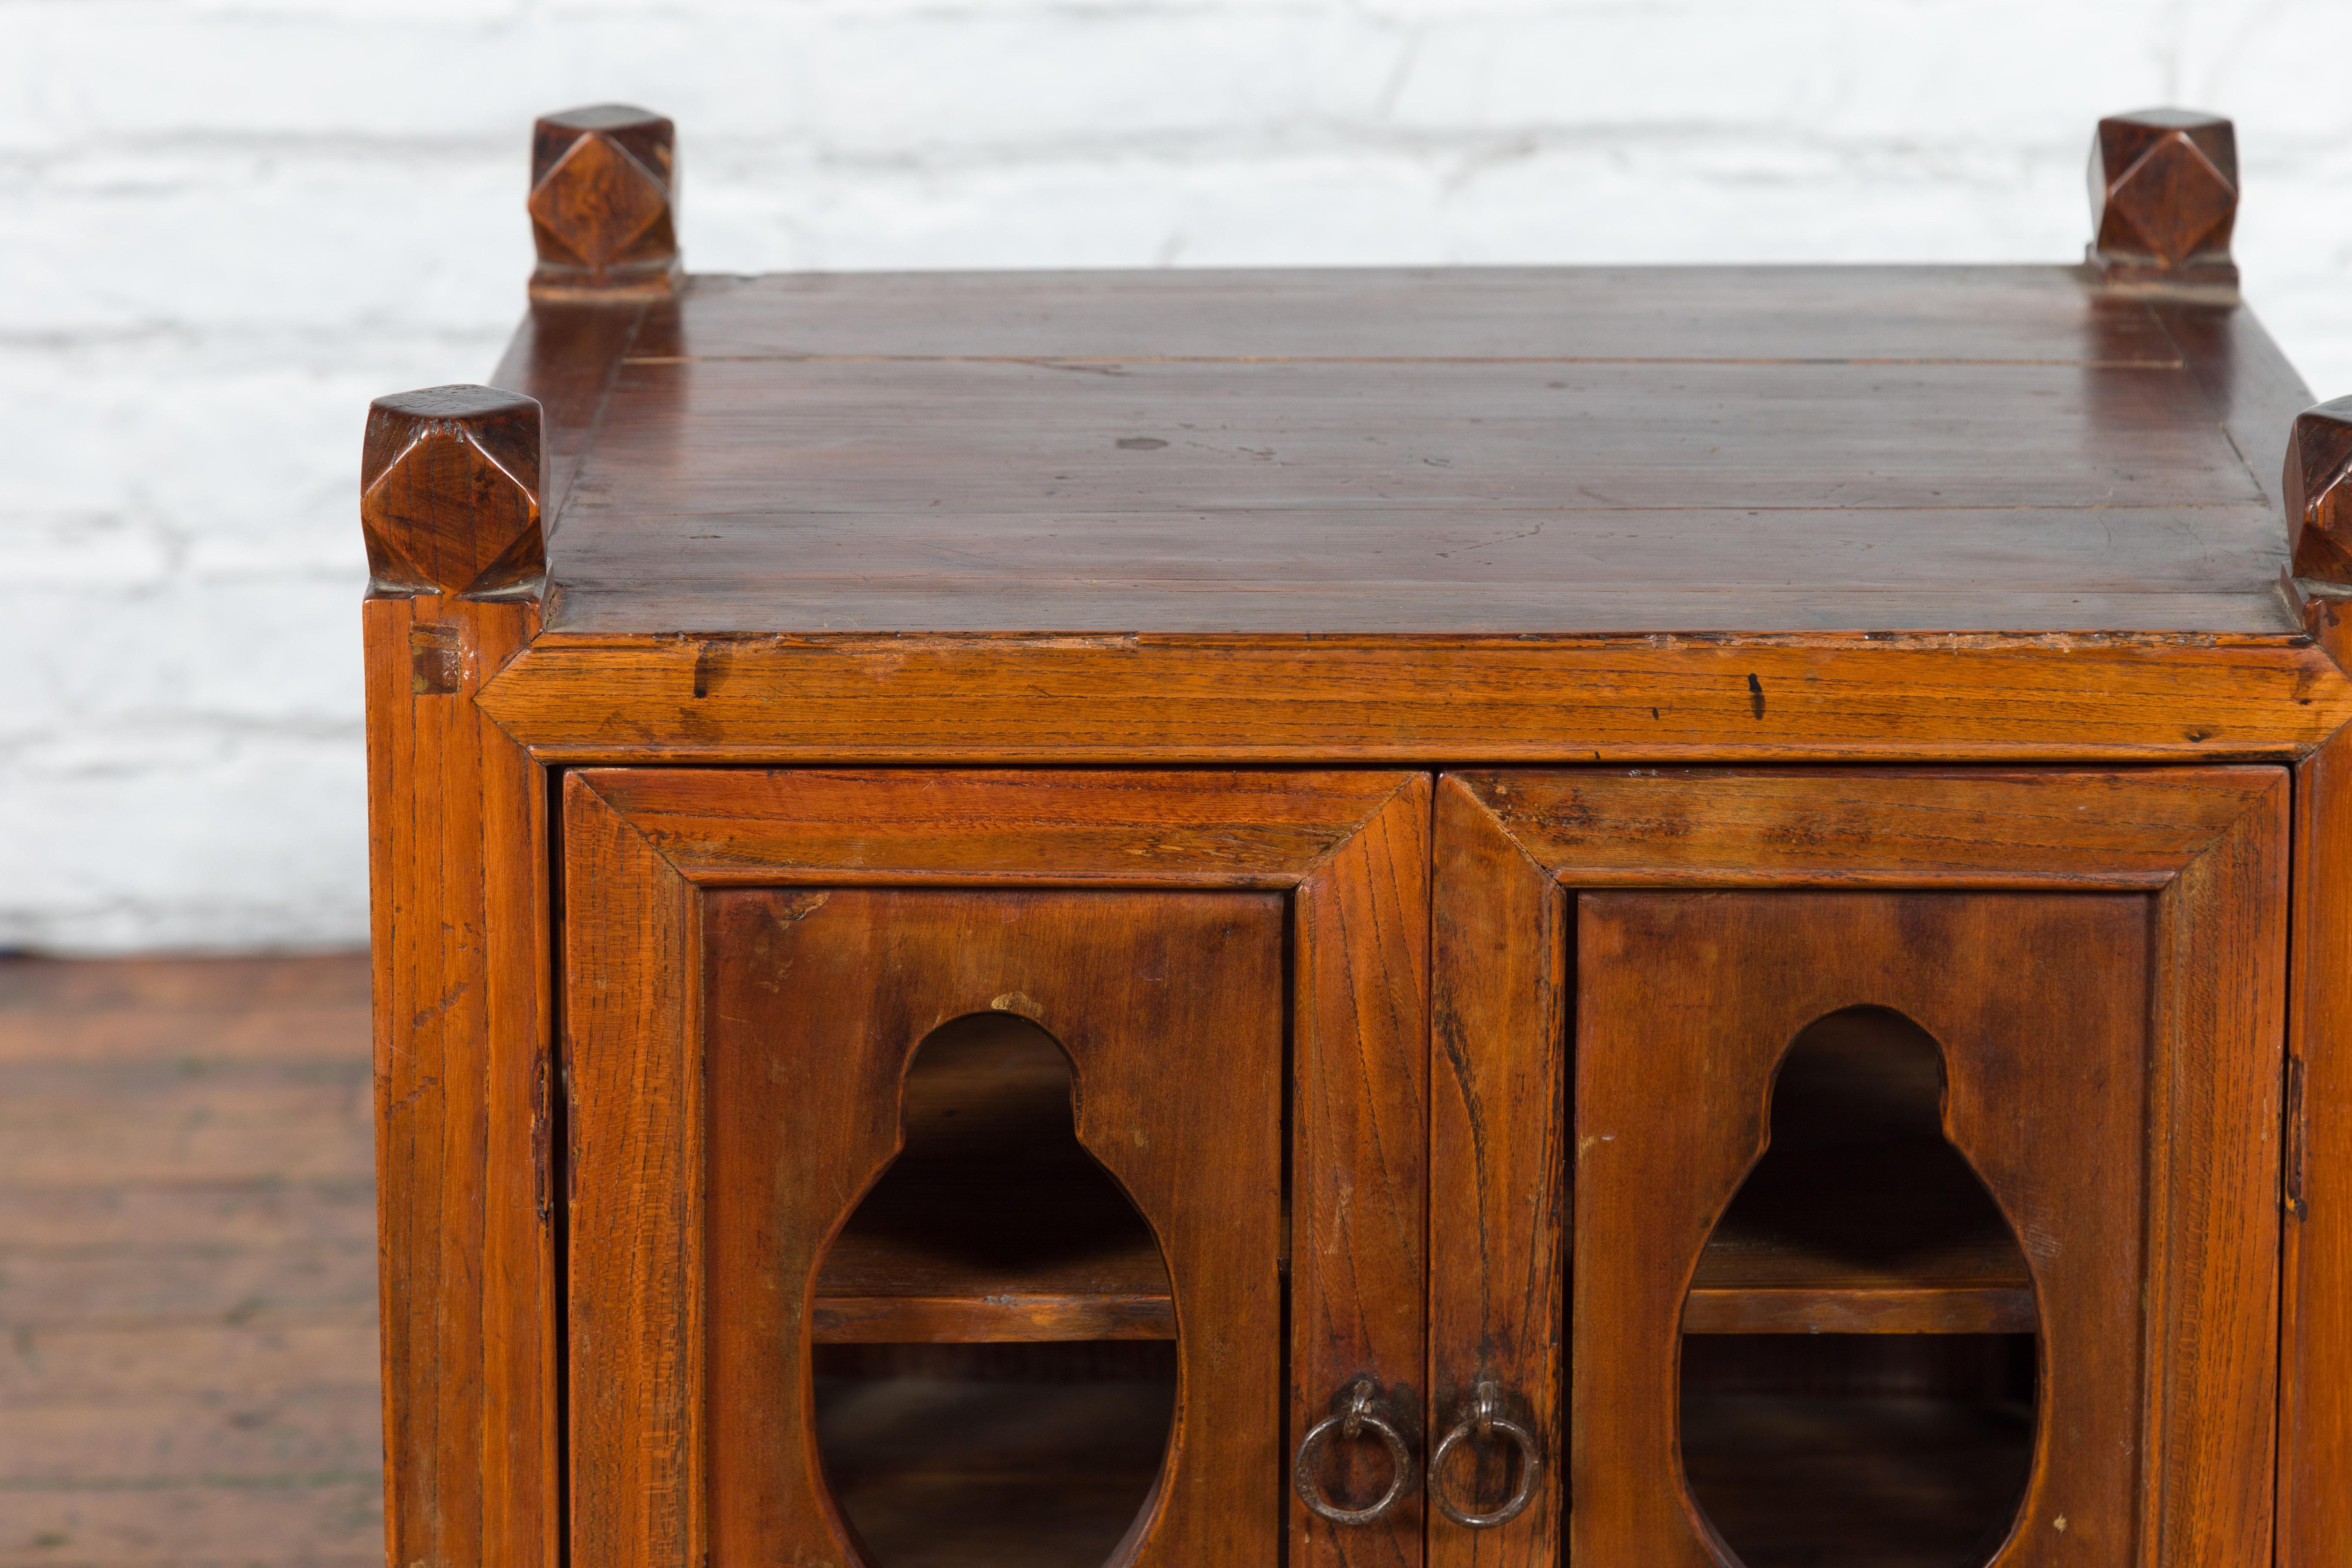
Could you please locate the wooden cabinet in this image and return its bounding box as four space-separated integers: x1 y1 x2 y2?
367 105 2352 1568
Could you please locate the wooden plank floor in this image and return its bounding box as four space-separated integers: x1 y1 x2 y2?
0 955 380 1567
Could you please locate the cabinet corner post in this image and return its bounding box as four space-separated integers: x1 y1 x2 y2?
2283 595 2352 1565
364 383 559 1568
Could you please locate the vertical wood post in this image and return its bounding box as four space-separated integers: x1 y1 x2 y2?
2087 108 2239 290
528 104 680 300
2283 578 2352 1568
364 386 558 1568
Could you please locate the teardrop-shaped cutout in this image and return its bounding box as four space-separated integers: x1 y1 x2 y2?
813 1012 1177 1568
1679 1007 2038 1568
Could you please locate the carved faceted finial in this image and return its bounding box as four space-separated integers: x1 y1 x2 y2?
361 386 545 598
2088 108 2239 288
528 104 679 299
2287 398 2352 583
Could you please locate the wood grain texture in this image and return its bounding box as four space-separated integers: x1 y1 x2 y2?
1575 891 2148 1567
490 300 648 528
528 104 679 300
560 768 1427 1568
628 265 2183 364
489 263 2317 637
2139 754 2288 1568
703 888 1285 1568
2285 397 2352 585
544 358 2282 637
1428 779 1565 1568
479 634 2352 766
361 387 545 599
569 766 1414 885
2282 649 2352 1567
2154 297 2313 524
1451 766 2288 887
1290 776 1430 1568
1438 766 2289 1568
364 594 556 1568
2089 110 2239 288
561 774 703 1568
809 1023 1177 1344
1684 1088 2037 1337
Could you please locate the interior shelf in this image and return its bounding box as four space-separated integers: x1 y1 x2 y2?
1685 1138 2036 1333
814 1158 1176 1342
1685 1010 2040 1336
812 1016 1177 1344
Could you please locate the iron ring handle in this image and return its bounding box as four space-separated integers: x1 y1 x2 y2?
1430 1380 1543 1529
1292 1377 1418 1526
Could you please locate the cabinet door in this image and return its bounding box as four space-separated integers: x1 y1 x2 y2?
1432 769 2286 1568
562 769 1428 1568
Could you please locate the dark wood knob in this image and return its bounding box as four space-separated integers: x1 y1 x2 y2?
361 385 545 598
2088 108 2238 287
528 104 679 299
2288 398 2352 584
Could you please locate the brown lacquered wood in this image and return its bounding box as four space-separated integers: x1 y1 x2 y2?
479 634 2352 766
2282 600 2352 1566
542 300 2296 636
559 768 1428 1568
1453 766 2286 887
490 301 648 526
361 386 545 599
2089 110 2239 289
2286 397 2352 584
703 887 1285 1568
1429 779 1565 1568
528 104 679 300
1437 767 2288 1568
484 259 2326 639
365 592 556 1568
561 767 702 1568
1577 891 2148 1566
1681 1286 2035 1336
1291 776 1429 1568
1684 1130 2037 1336
809 1021 1177 1344
628 265 2182 364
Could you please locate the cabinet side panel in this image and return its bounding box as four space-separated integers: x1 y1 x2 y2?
1292 779 1431 1568
2284 727 2352 1566
1428 778 1565 1568
366 595 557 1568
562 780 703 1568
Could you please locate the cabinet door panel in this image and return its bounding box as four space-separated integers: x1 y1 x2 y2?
702 887 1285 1566
1433 768 2285 1568
1576 890 2146 1563
564 768 1428 1568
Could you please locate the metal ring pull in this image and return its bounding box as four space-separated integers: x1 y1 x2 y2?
1292 1376 1418 1525
1430 1380 1543 1529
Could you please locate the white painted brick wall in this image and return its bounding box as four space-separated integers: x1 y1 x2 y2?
6 0 2350 953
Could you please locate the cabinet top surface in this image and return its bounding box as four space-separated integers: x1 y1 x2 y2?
517 263 2311 638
